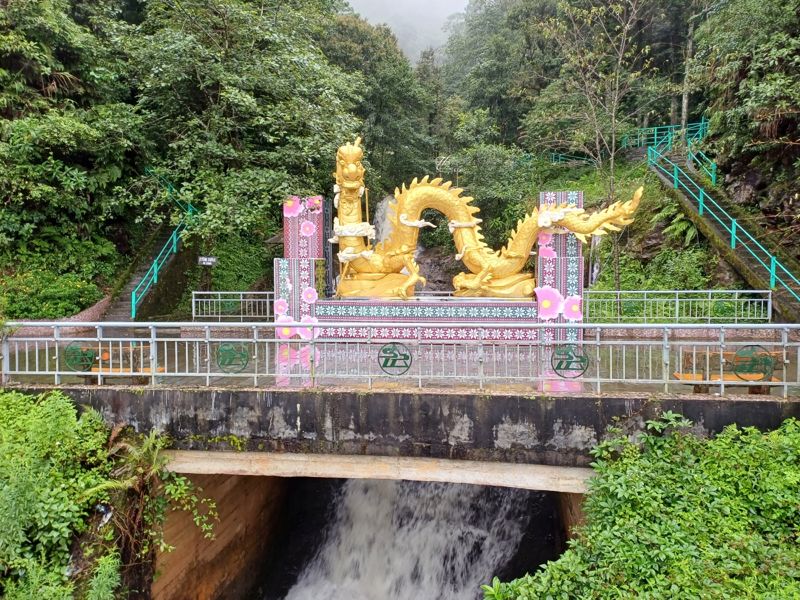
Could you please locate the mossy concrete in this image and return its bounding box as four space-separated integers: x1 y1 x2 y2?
26 385 800 468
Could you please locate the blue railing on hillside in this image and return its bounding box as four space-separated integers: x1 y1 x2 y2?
549 152 594 165
648 146 800 303
131 222 188 319
621 119 708 151
550 119 712 165
131 171 197 319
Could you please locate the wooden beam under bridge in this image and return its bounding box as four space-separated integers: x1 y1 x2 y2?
165 451 594 494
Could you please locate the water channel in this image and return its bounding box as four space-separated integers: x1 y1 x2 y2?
254 479 564 600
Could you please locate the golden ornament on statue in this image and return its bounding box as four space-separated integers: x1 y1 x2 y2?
332 138 642 299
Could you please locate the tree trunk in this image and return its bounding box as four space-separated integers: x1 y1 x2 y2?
681 20 695 131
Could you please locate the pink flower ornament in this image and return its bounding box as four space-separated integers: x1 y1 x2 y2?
305 195 323 213
297 315 319 340
298 345 320 368
275 314 296 340
535 286 564 320
283 195 304 218
539 246 557 259
301 286 318 305
538 231 557 258
563 295 583 322
277 344 299 367
274 298 289 315
299 220 317 237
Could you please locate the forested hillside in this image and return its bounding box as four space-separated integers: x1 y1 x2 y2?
1 0 797 318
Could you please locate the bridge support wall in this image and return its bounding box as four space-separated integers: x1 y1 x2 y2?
29 385 800 468
153 474 286 600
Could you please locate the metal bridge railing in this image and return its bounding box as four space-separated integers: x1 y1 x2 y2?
583 289 772 324
189 289 772 324
648 146 800 304
192 291 274 321
2 321 798 397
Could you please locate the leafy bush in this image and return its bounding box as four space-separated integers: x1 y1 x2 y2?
0 271 103 319
484 415 800 599
0 391 113 597
0 391 217 599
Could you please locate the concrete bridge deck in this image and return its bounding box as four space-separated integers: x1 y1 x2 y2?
15 385 799 493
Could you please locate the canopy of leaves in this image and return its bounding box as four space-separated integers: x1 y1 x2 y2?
485 416 800 599
319 13 432 194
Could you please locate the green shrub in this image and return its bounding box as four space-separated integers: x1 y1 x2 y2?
0 271 103 319
484 415 800 599
0 391 112 595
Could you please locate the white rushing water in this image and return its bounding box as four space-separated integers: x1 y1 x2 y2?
283 480 532 600
372 196 392 243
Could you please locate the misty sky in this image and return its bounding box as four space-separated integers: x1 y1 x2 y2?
347 0 469 61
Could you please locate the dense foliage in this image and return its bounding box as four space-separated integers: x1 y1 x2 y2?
485 415 800 599
0 390 215 598
2 0 797 317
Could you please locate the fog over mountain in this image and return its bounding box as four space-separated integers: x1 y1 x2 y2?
347 0 468 61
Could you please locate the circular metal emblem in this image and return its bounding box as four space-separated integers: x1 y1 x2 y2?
732 345 774 382
64 342 96 372
378 342 412 376
550 344 590 379
216 343 250 374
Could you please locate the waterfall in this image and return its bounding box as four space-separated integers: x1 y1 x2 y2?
283 480 533 600
372 196 393 243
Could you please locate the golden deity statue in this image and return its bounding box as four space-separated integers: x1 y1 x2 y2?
331 138 642 299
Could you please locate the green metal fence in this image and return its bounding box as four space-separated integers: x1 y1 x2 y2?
130 171 197 319
648 146 800 303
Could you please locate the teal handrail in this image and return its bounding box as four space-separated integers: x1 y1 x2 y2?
552 119 712 164
131 222 187 319
647 146 800 303
131 171 197 319
687 142 718 186
550 152 594 165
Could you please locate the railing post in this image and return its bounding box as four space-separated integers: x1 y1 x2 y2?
731 220 737 249
1 330 9 386
191 292 196 320
131 292 136 320
769 256 777 288
478 327 485 390
673 164 679 189
698 188 705 215
781 327 789 399
767 290 773 321
54 325 61 385
149 325 158 386
662 327 670 393
309 331 316 387
153 263 158 284
674 291 680 323
172 231 178 253
711 163 717 186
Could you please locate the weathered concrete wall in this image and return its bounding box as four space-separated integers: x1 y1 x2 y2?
38 386 800 467
153 474 286 600
557 493 585 540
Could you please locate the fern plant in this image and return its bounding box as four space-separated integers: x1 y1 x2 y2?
650 199 699 247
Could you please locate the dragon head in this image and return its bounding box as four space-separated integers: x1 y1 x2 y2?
336 137 365 192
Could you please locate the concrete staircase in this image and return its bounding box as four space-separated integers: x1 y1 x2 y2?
650 157 800 322
104 227 175 322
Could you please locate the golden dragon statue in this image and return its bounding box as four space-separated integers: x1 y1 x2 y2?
331 138 643 299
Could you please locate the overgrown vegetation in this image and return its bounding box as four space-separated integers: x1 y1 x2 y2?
2 0 796 308
484 414 800 599
0 391 216 598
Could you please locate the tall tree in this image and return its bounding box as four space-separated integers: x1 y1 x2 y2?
127 0 360 238
320 14 432 194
